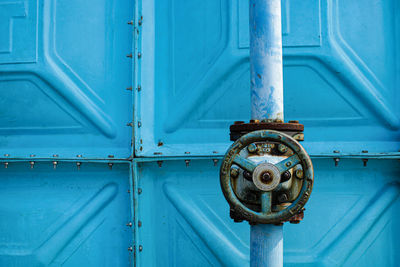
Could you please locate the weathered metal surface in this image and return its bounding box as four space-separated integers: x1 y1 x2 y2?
0 162 133 266
0 0 399 266
135 159 400 266
250 224 283 267
0 0 133 158
135 0 400 157
249 0 284 121
230 120 304 141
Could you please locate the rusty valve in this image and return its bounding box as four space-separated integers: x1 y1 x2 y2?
220 130 314 224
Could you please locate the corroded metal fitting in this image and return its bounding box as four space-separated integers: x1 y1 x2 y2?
220 129 314 224
230 120 304 141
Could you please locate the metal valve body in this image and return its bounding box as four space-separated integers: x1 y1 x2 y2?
220 127 314 224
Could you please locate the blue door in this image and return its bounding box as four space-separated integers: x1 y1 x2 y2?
1 0 399 266
1 0 134 266
134 0 400 266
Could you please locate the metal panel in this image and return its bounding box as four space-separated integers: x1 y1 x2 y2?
0 1 135 266
135 158 400 266
0 0 133 158
0 162 133 266
135 0 400 157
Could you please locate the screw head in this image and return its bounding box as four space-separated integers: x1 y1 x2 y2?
247 143 257 153
281 171 291 183
260 172 273 184
230 167 239 178
295 169 304 179
277 144 288 154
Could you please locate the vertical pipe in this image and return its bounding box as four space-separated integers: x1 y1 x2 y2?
250 0 284 121
250 225 283 267
249 0 284 266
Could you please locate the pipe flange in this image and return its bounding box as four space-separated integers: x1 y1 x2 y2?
230 120 304 141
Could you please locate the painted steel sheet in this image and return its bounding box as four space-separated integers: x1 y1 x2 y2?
135 159 400 267
0 0 399 266
135 0 400 157
0 162 133 266
0 0 133 159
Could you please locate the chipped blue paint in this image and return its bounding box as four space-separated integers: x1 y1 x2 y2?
249 0 285 266
250 0 284 121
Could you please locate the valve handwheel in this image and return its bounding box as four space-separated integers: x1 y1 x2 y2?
220 130 314 224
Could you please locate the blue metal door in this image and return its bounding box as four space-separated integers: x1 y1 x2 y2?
134 0 400 266
1 0 400 266
1 0 134 266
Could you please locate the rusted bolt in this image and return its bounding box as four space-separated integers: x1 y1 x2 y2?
362 158 368 167
247 143 257 153
138 16 143 26
213 159 219 166
138 188 142 194
260 172 273 184
277 144 288 154
295 169 303 179
126 53 133 58
4 154 9 157
230 167 239 178
157 161 163 167
30 161 35 169
289 120 299 123
184 152 190 155
4 162 9 169
234 121 244 125
281 171 291 183
278 193 288 203
127 20 133 25
334 158 339 167
362 150 368 153
185 160 190 167
138 221 142 227
157 141 163 146
77 155 83 158
243 171 252 181
333 150 340 154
